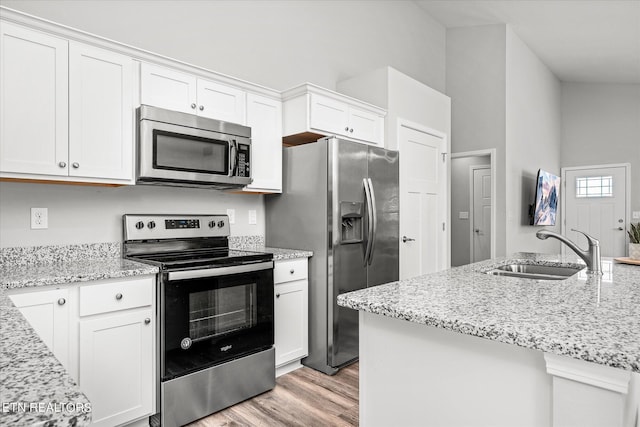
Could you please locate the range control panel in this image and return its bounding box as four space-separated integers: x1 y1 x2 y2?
123 214 230 241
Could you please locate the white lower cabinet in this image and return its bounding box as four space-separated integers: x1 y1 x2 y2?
79 309 153 427
8 276 156 427
274 258 309 375
9 287 72 373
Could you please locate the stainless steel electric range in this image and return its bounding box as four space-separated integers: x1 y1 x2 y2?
123 214 275 427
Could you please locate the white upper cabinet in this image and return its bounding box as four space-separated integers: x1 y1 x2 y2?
140 63 197 114
0 21 134 184
141 62 246 125
197 79 246 124
282 83 386 146
244 93 282 193
0 22 69 176
69 42 133 180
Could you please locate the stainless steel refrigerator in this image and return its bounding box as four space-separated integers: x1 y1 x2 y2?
265 136 399 375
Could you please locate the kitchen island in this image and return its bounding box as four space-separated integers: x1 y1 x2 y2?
337 253 640 427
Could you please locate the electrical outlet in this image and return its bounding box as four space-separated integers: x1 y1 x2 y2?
633 211 640 220
226 209 236 225
31 207 48 229
248 210 257 225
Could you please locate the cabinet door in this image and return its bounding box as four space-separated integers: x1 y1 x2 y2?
69 42 133 180
140 62 197 114
274 280 308 366
79 309 153 427
309 93 349 136
348 106 384 145
0 22 69 176
196 78 246 124
245 93 282 193
9 288 71 371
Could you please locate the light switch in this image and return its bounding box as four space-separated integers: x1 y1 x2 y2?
458 211 469 220
248 210 257 225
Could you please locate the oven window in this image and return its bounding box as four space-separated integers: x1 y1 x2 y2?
153 130 228 174
189 283 256 341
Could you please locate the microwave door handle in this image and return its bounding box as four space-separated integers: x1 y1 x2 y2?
228 139 238 177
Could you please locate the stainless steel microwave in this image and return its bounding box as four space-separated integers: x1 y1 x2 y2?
136 105 252 189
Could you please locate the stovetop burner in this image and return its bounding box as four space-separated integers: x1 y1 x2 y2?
128 248 272 271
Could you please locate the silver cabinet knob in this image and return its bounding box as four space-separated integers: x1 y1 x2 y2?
276 293 280 299
345 127 349 132
402 236 416 243
58 161 67 168
290 269 295 274
72 162 79 169
618 227 624 231
191 103 196 109
199 105 204 111
57 298 66 306
144 318 151 325
349 128 354 133
115 293 123 300
475 229 481 233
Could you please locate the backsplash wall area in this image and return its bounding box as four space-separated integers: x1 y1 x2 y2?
0 182 265 247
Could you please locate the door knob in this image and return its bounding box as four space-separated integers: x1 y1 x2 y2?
402 236 415 243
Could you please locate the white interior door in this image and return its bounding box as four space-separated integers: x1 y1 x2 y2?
563 165 628 257
399 123 447 279
471 166 491 262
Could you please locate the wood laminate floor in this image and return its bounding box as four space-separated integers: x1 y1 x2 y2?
188 362 359 427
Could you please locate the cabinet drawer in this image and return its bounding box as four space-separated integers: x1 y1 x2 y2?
274 258 308 284
80 277 153 317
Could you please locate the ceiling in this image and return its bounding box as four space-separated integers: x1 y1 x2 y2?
415 0 640 84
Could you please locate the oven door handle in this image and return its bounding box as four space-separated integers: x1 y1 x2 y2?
168 261 273 281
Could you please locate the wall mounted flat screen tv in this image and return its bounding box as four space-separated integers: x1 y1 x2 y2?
532 169 560 226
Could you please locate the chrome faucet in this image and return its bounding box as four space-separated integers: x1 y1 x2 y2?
536 229 602 275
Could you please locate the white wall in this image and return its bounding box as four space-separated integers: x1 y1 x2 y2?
1 0 446 93
0 183 264 247
560 83 640 214
446 24 507 257
0 1 446 248
451 155 490 267
505 26 562 254
446 24 562 258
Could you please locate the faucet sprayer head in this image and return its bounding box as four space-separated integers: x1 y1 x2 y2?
536 229 551 240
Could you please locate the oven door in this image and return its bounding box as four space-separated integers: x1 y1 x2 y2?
161 261 273 381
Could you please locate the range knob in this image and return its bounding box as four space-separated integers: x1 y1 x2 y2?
147 221 156 229
135 221 144 230
208 220 216 228
217 220 225 228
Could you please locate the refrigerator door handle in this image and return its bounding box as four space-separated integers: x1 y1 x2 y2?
363 178 374 266
367 178 378 266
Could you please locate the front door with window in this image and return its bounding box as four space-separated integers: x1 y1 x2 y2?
563 165 629 257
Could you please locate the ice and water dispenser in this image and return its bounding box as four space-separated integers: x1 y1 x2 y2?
340 201 364 243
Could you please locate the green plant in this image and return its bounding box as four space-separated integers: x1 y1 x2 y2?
628 222 640 244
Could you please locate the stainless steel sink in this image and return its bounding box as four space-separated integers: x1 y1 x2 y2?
485 263 584 280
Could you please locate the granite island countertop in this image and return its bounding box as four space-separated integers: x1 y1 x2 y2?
337 252 640 373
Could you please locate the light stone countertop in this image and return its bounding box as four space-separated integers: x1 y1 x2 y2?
337 253 640 373
0 245 158 427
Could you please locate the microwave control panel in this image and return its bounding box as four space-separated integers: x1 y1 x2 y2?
237 144 250 177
